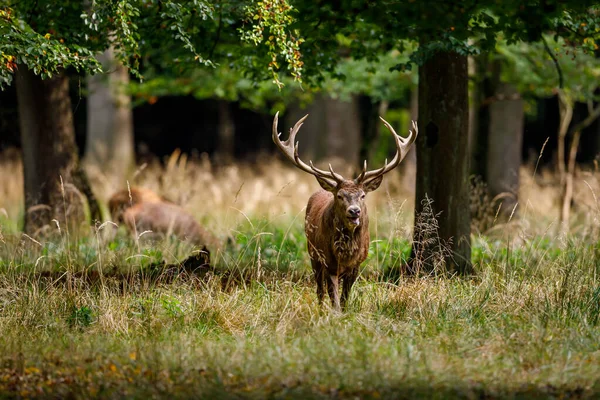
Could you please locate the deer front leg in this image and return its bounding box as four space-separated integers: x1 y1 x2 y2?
341 268 358 311
312 260 326 306
326 274 341 311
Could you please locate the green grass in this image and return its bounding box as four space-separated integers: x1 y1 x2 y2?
1 215 600 399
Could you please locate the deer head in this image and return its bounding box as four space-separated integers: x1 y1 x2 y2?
272 112 418 230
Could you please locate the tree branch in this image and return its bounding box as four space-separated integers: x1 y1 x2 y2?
542 35 563 89
570 104 600 134
208 0 223 60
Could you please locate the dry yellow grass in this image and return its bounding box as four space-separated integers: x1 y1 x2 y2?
5 148 600 238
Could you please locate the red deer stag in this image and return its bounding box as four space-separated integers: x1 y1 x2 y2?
273 112 417 311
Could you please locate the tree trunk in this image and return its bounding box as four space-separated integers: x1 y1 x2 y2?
286 95 361 174
286 95 327 161
401 87 418 192
216 99 235 163
410 51 473 275
16 67 100 235
85 47 134 186
358 95 379 164
470 55 497 181
561 130 579 231
357 96 390 157
560 103 600 230
487 82 524 216
324 95 361 172
557 90 573 186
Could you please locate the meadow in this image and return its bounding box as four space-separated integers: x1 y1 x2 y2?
1 152 600 399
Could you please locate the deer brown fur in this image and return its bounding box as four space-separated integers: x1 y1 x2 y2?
108 187 168 210
273 113 417 311
109 187 218 250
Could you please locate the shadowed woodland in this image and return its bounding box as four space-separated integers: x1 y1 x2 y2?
1 1 600 399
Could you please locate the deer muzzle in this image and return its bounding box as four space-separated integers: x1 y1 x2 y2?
346 206 361 226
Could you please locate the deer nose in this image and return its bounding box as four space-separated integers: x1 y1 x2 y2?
348 206 360 217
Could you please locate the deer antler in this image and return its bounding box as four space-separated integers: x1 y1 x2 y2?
272 112 345 187
355 118 418 184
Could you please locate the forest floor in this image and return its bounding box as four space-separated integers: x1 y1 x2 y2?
1 155 600 399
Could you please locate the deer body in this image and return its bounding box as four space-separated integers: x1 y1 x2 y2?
109 187 218 250
273 113 417 311
305 188 370 309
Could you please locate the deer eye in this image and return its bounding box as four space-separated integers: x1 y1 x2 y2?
361 194 366 200
336 193 343 199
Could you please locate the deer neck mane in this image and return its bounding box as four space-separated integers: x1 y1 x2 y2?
326 205 366 265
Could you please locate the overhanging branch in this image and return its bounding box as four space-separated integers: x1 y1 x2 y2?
542 35 563 89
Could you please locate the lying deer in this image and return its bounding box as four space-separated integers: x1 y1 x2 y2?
273 113 417 310
108 187 218 251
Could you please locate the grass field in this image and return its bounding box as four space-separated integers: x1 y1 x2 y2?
1 154 600 399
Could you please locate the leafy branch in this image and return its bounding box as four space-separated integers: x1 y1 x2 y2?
239 0 304 88
0 6 101 88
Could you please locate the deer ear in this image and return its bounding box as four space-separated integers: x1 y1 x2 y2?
315 176 337 192
363 175 383 192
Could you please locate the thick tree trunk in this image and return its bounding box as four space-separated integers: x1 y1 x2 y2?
16 67 100 235
216 99 235 163
487 83 524 216
85 47 134 186
470 56 498 181
410 51 473 275
358 95 379 164
470 59 523 227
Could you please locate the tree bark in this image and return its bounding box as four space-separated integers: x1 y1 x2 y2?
487 82 524 216
286 95 361 175
401 87 418 192
470 55 498 181
560 103 600 230
557 90 573 186
286 95 327 161
357 96 390 164
358 95 379 163
410 51 473 275
324 95 361 171
16 67 100 235
85 47 135 186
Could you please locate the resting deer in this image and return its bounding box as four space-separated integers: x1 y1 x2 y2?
108 187 218 251
273 112 417 311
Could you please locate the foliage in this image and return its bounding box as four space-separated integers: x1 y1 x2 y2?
239 0 304 88
280 1 600 80
498 35 600 101
67 305 95 329
0 7 101 87
127 64 302 113
321 50 415 102
3 0 598 96
0 0 217 85
129 49 415 116
125 1 600 116
0 0 303 88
